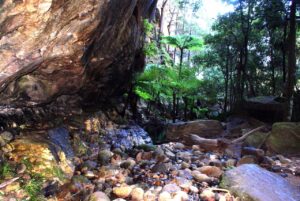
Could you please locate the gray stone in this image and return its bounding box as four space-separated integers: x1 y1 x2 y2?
48 127 74 158
103 125 153 151
0 131 13 147
152 162 172 173
162 183 181 194
221 164 300 201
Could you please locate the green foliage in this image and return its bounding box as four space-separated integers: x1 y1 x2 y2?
143 19 154 37
0 162 14 179
23 173 45 201
143 42 158 57
134 87 153 101
192 107 209 119
45 167 65 181
161 35 203 51
21 158 33 171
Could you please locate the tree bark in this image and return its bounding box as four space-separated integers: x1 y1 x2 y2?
284 0 297 120
284 0 297 99
224 46 230 113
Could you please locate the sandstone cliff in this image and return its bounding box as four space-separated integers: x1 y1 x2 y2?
0 0 157 112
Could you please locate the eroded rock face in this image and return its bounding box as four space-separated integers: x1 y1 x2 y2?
0 0 157 108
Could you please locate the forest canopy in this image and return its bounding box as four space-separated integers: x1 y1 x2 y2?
131 0 300 122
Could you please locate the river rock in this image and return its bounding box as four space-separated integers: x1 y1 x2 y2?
266 122 300 155
165 120 224 142
200 189 215 201
144 190 156 201
48 127 74 158
221 164 300 201
103 125 153 151
173 191 189 200
237 155 258 166
152 162 172 173
71 175 91 193
113 186 132 199
158 191 172 201
174 143 185 149
88 191 110 201
199 166 223 178
130 187 144 201
0 131 14 147
98 150 113 166
192 171 211 182
120 158 136 169
162 183 181 194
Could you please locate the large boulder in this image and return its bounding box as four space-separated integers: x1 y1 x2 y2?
221 164 300 201
244 131 270 149
165 120 224 142
0 0 157 110
266 122 300 155
244 96 288 122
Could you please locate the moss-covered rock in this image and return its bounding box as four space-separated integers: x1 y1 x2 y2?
244 131 270 148
266 122 300 155
8 135 74 182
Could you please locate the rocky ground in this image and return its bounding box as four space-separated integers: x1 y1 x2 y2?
0 113 299 201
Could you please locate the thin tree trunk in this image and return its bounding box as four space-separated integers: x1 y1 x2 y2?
172 90 176 123
282 15 288 83
271 48 276 95
179 48 184 78
284 0 297 120
158 0 168 64
224 46 230 113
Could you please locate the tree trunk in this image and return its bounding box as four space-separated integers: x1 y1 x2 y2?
158 0 168 43
284 0 297 120
224 46 230 113
158 0 168 64
282 15 288 84
270 48 276 95
179 48 184 78
172 90 176 123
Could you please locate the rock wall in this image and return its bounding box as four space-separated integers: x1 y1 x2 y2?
0 0 157 109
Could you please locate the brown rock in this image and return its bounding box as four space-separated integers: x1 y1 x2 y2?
158 191 172 201
113 186 132 199
131 187 144 201
88 191 110 201
143 190 156 201
237 155 258 166
173 191 189 201
0 0 157 113
165 120 224 143
199 166 223 178
200 189 215 201
192 171 211 182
